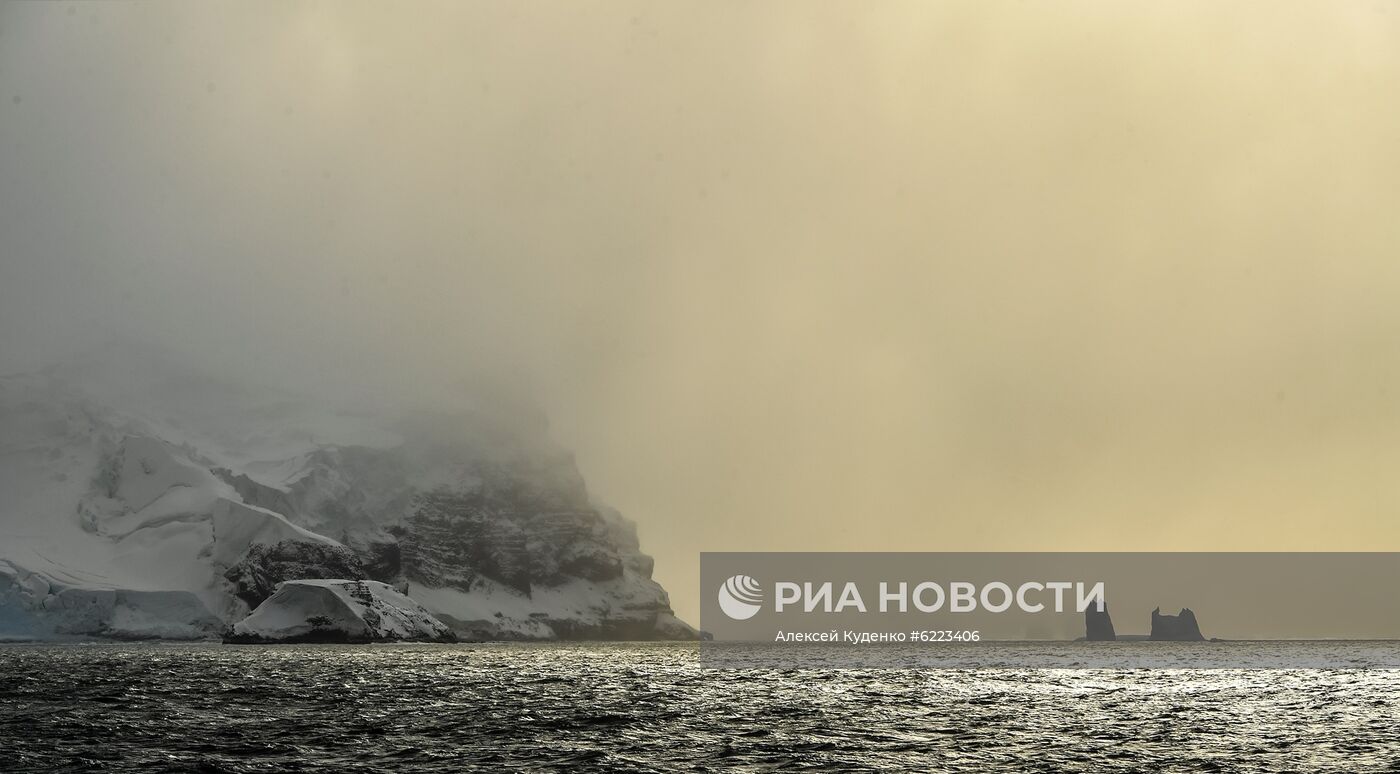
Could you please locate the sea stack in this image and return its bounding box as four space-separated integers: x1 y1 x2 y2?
1085 597 1116 641
1149 607 1205 641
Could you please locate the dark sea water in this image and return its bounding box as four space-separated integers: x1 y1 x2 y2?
1 642 1397 773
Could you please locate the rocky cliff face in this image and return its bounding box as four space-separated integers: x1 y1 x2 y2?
1149 607 1205 641
0 349 694 641
1084 599 1116 641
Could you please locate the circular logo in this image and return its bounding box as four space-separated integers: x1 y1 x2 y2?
718 574 763 620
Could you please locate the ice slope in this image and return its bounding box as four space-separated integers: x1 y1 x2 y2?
0 559 221 640
0 370 229 637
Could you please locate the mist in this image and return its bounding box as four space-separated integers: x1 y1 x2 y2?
3 1 1400 624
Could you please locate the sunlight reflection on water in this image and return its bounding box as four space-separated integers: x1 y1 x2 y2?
0 642 1396 772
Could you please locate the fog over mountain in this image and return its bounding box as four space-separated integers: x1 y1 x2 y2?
4 2 1400 625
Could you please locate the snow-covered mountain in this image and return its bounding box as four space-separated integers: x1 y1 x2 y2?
0 346 693 641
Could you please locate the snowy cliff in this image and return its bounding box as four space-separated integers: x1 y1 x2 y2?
0 347 694 641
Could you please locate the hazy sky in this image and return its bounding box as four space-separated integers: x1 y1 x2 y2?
3 2 1399 624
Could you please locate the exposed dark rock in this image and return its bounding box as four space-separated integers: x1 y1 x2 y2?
400 494 632 594
1085 598 1116 641
401 491 532 593
223 540 367 609
220 433 694 640
1150 607 1206 641
214 417 690 640
357 536 403 582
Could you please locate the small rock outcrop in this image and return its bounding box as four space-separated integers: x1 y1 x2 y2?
1084 598 1116 641
1149 607 1205 641
226 579 456 643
